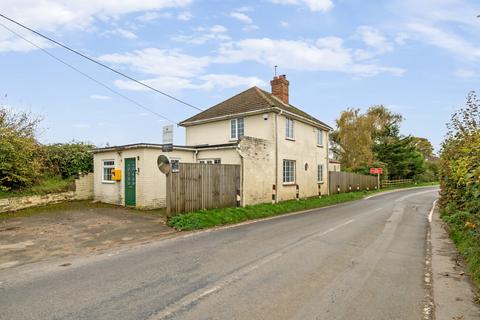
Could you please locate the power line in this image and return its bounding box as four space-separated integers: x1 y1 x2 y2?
0 21 178 125
0 13 203 112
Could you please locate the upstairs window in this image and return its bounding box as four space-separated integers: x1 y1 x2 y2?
286 118 294 139
317 129 324 146
230 118 244 140
102 160 115 182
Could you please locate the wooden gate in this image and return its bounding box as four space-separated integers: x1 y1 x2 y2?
329 171 378 194
166 163 241 215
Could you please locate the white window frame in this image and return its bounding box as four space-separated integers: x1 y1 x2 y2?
283 160 296 184
317 129 324 147
286 118 294 140
317 164 324 183
198 158 221 164
230 118 244 140
102 159 115 183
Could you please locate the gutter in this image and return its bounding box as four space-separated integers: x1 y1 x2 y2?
93 143 238 154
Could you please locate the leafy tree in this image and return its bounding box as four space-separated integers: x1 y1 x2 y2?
373 135 425 179
0 106 42 190
42 142 94 178
333 105 430 180
440 91 480 213
411 137 435 159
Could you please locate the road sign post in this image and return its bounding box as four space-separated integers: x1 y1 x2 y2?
370 167 383 190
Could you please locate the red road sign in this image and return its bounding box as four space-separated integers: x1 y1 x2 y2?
370 168 383 174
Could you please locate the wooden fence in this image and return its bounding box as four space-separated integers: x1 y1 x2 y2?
328 171 378 194
166 163 241 215
382 179 413 187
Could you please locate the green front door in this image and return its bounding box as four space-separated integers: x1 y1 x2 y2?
125 158 136 206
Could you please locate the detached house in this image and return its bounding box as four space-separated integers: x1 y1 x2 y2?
93 75 332 209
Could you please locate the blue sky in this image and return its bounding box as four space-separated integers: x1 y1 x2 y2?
1 0 479 151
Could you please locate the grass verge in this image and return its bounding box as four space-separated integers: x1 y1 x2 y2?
168 182 438 231
440 207 480 290
0 176 74 199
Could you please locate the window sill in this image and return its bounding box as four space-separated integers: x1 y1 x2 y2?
102 181 116 184
285 137 295 141
317 181 324 184
317 144 324 148
283 182 296 186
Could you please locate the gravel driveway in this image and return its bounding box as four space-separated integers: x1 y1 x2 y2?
0 201 174 270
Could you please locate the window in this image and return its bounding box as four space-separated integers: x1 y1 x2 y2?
102 160 115 182
317 129 324 146
199 159 221 164
230 118 244 140
286 118 294 139
318 164 324 183
283 160 296 184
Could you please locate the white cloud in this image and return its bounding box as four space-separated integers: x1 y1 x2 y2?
1 0 192 31
408 22 480 61
270 0 333 12
0 0 191 52
90 94 111 100
0 28 52 52
230 12 253 24
198 74 266 90
454 68 478 78
177 11 192 21
216 37 404 76
394 33 409 46
114 74 265 92
172 25 230 44
102 28 137 39
99 48 210 78
392 0 480 63
136 11 172 22
356 26 393 54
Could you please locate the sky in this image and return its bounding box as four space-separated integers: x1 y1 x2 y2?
1 0 479 152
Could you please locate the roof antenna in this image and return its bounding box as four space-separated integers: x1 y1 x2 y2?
274 65 278 77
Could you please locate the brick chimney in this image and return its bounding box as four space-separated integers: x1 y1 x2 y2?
270 75 289 104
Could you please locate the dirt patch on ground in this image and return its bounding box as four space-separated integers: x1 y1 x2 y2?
0 201 174 270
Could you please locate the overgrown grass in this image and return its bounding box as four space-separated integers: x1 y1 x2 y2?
441 208 480 289
0 176 74 199
168 182 439 231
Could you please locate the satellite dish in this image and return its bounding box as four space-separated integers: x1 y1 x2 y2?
157 155 171 174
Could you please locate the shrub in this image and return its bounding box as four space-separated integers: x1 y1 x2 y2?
0 107 43 190
42 142 94 178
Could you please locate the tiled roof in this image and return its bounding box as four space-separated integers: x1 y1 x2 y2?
179 86 332 129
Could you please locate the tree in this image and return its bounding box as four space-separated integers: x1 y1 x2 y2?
333 105 429 180
411 137 435 160
0 106 42 190
42 142 94 178
440 91 480 212
373 135 425 179
332 105 403 171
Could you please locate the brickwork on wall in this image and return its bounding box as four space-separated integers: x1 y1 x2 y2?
0 173 94 213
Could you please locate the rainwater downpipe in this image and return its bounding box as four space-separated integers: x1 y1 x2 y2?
236 146 245 207
274 110 282 203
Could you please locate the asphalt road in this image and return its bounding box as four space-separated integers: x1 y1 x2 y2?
0 187 439 320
